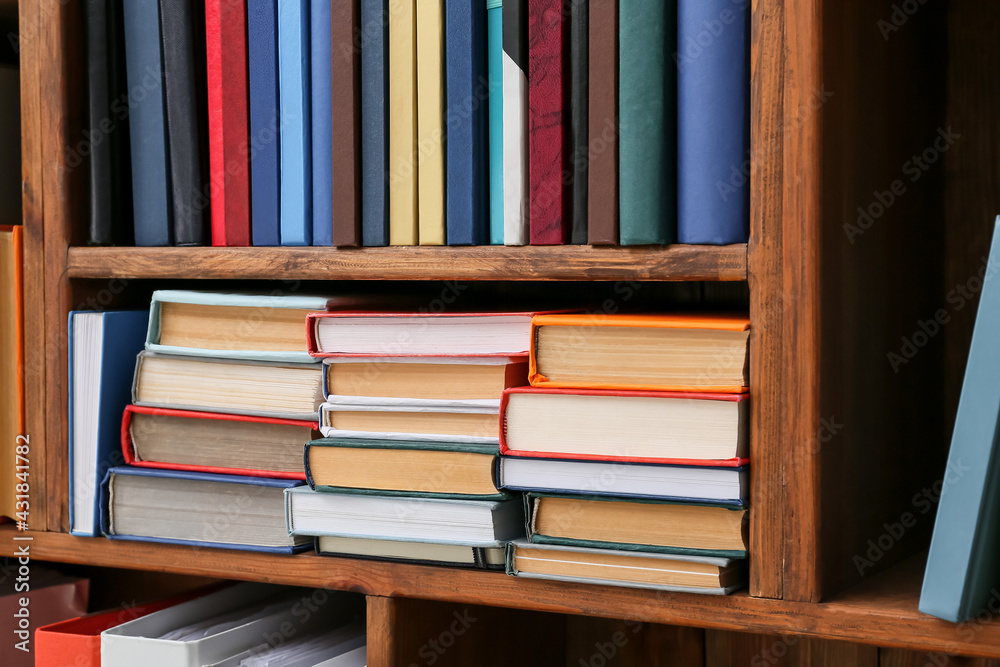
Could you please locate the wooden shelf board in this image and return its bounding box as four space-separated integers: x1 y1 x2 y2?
65 244 748 282
8 529 997 658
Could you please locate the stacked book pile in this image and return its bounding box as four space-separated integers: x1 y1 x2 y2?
499 314 751 594
84 0 749 247
69 291 357 553
285 310 556 569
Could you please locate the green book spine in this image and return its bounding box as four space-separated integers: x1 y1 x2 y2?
618 0 676 245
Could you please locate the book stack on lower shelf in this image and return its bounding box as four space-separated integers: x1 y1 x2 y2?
500 314 751 593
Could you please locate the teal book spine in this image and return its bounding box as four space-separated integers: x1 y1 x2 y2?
488 0 504 245
618 0 676 245
920 217 1000 622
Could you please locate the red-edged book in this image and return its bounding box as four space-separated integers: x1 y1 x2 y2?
527 0 571 245
500 387 749 466
35 585 227 667
122 405 318 479
306 310 575 358
206 0 250 246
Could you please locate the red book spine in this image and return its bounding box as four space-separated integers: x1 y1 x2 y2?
207 0 250 246
527 0 571 245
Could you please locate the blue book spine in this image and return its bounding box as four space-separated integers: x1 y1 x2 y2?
487 0 503 245
677 0 750 244
122 0 172 246
445 0 489 246
311 0 333 246
278 0 312 246
361 0 389 246
920 218 1000 622
248 0 281 246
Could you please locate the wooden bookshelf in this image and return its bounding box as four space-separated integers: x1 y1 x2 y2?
15 0 1000 663
65 244 748 282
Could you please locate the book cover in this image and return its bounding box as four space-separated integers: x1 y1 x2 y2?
500 386 749 465
121 405 317 480
331 0 362 247
315 535 505 569
527 0 570 245
921 217 1000 622
445 0 489 246
388 0 418 245
569 0 587 244
247 0 281 246
361 0 389 246
206 0 250 247
488 0 504 244
68 310 149 536
85 0 133 246
619 0 675 245
417 0 446 245
528 312 751 391
311 0 334 246
587 0 616 245
677 0 750 245
278 0 312 246
122 0 172 246
160 0 209 246
502 0 528 245
100 466 309 553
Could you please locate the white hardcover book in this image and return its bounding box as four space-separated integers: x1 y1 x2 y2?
502 0 528 245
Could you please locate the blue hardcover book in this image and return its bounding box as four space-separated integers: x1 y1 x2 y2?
920 217 1000 622
100 467 310 553
361 0 389 246
311 0 333 246
278 0 312 246
487 0 503 244
68 310 149 536
677 0 750 244
445 0 490 245
122 0 172 246
248 0 281 246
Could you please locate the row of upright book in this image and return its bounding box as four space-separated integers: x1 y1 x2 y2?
86 0 749 248
70 290 750 594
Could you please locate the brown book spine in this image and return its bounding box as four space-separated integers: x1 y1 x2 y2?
331 0 361 246
587 0 618 245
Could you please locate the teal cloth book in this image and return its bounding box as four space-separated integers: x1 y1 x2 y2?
488 0 504 244
618 0 676 245
304 437 507 500
145 290 334 363
920 216 1000 622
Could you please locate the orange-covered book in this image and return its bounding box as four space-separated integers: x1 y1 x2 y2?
528 313 750 393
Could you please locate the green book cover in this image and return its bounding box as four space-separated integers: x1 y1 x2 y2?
618 0 676 245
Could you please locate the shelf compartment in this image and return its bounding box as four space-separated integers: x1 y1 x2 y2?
65 244 748 282
9 528 1000 659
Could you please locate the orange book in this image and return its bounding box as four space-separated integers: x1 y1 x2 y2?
528 313 750 393
0 225 23 522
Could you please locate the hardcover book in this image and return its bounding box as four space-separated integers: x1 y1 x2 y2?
122 405 318 479
278 0 312 245
488 0 504 244
319 397 500 443
311 0 334 246
361 0 390 246
305 436 504 499
331 0 362 247
388 0 419 245
286 486 524 546
68 310 149 536
920 217 1000 622
323 356 528 400
100 467 310 553
417 0 446 245
247 0 281 246
316 535 506 569
569 0 588 244
502 0 528 245
587 0 616 245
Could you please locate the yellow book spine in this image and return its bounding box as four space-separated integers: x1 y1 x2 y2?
415 0 446 245
388 0 418 245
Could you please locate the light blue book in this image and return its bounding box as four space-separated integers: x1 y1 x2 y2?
487 0 504 244
920 216 1000 622
311 0 333 246
145 290 332 363
278 0 312 245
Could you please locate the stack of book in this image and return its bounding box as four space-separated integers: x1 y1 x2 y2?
84 0 749 248
499 313 751 594
283 310 553 569
70 291 361 553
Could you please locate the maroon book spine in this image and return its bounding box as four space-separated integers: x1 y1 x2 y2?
527 0 571 245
